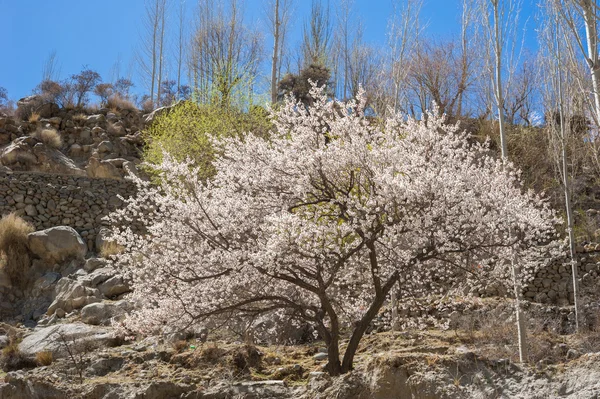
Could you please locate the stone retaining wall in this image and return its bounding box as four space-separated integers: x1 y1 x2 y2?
0 170 136 252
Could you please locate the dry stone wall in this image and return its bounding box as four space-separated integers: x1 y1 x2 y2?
0 170 136 252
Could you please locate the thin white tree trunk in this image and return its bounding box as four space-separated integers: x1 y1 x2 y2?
581 0 600 125
510 250 528 362
271 0 281 104
493 0 508 159
557 51 580 331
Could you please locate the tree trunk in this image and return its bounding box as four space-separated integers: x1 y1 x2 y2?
581 0 600 126
493 0 508 159
340 273 398 373
271 0 281 104
510 253 528 363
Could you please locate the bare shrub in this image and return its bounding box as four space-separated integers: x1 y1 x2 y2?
31 128 63 149
0 214 34 289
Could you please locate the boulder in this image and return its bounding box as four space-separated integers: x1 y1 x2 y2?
47 277 102 314
18 323 117 359
0 371 67 399
36 102 60 119
86 157 122 179
28 226 87 265
98 275 130 298
86 356 125 376
143 101 181 126
84 257 107 272
122 160 147 181
80 300 130 326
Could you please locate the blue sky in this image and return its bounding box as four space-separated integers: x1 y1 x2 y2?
0 0 538 101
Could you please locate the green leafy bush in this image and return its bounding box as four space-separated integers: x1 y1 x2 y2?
143 101 271 180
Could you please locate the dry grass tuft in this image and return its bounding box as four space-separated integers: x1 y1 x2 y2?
106 95 137 112
99 241 125 259
72 113 88 123
230 344 263 372
172 340 188 353
0 213 34 289
0 340 36 371
199 343 227 364
28 112 41 123
35 350 53 366
31 128 63 149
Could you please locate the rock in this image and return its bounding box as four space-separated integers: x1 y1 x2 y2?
24 204 37 216
567 349 580 360
86 356 124 376
36 102 60 119
69 144 83 157
123 160 147 181
18 323 117 359
47 277 102 314
98 275 130 298
313 352 328 361
86 157 121 179
0 335 8 349
143 102 181 126
97 140 114 154
0 136 85 175
84 257 107 272
0 371 67 399
28 226 87 264
80 301 129 326
83 266 117 287
86 114 106 125
31 272 61 293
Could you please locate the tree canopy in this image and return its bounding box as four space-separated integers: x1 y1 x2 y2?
109 86 558 375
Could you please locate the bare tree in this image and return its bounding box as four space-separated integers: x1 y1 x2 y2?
386 0 423 114
457 0 478 118
301 0 332 67
555 0 600 128
541 1 582 332
266 0 294 103
406 40 477 118
139 0 168 109
188 0 263 107
478 0 528 362
175 0 186 97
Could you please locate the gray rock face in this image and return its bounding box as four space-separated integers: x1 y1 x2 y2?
98 276 130 298
0 136 85 175
86 156 122 179
84 257 107 272
47 277 102 314
80 300 130 326
28 226 87 264
18 323 117 359
0 371 67 399
86 357 124 377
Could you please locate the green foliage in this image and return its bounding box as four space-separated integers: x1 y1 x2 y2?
143 101 271 180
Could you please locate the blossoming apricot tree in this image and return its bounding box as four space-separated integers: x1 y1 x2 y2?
108 87 558 375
